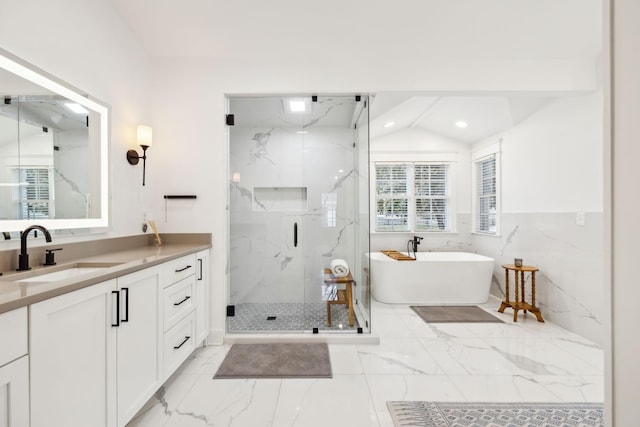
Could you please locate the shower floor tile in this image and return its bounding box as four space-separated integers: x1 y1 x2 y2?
227 302 361 333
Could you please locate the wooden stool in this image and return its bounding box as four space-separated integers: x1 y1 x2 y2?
498 264 544 322
324 268 355 327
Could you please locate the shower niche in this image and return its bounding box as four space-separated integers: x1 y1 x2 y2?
227 95 370 334
252 187 308 211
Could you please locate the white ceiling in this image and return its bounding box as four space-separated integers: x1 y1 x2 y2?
108 0 602 144
369 94 556 142
109 0 602 61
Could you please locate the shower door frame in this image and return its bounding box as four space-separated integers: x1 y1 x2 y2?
226 94 370 334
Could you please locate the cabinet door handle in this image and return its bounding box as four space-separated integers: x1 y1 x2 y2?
173 295 191 306
111 290 120 327
175 265 192 273
198 258 203 281
294 222 298 247
173 336 191 349
121 287 129 322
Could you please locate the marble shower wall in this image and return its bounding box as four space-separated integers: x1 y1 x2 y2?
472 212 604 345
229 122 361 306
370 213 473 253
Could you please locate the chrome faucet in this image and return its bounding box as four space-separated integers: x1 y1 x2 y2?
17 225 52 271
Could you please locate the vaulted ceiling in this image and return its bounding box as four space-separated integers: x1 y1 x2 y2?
109 0 603 144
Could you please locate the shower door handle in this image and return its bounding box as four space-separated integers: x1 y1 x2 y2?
294 222 298 247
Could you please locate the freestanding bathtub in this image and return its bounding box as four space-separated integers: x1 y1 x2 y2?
368 251 495 304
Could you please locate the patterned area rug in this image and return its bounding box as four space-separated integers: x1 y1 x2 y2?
387 401 604 426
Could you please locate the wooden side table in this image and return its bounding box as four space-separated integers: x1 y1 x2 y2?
498 264 544 322
323 268 355 327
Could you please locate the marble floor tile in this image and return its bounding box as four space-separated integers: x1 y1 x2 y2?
176 343 232 375
127 302 605 427
272 376 378 427
167 377 282 427
329 344 364 375
420 338 527 375
357 338 444 375
449 374 563 402
483 337 603 376
365 374 467 425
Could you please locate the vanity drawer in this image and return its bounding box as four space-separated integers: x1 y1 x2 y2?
163 254 197 286
164 275 196 331
163 311 196 378
0 307 28 366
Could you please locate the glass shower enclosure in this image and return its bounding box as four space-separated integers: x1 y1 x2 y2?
227 94 370 334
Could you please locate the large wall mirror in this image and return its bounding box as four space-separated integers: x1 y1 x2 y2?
0 48 109 234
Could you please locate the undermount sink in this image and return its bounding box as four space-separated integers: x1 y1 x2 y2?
14 262 123 283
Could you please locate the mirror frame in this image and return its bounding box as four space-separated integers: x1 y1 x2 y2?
0 48 109 232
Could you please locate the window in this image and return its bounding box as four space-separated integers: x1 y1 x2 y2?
473 153 499 234
12 167 52 220
375 162 451 232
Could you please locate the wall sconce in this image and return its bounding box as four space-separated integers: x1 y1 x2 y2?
126 125 152 186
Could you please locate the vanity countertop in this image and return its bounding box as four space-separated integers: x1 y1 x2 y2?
0 241 211 314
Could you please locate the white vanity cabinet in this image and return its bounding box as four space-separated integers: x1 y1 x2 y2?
161 253 197 379
30 267 163 427
0 307 29 427
30 280 117 427
196 250 210 344
27 249 209 427
115 267 162 427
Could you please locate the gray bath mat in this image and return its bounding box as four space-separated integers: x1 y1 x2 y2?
410 305 503 323
387 401 604 426
214 343 332 379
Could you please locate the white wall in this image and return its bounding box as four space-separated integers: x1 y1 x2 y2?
488 94 603 213
0 0 153 237
472 92 605 344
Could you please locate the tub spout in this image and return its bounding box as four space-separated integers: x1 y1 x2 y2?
407 236 423 259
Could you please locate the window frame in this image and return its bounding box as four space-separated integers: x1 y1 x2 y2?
472 143 501 236
371 152 457 233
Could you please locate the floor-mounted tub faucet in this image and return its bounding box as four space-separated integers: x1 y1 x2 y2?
17 225 52 271
407 236 423 259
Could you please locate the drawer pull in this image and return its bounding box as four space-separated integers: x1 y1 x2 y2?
173 295 191 306
173 336 191 349
175 265 192 273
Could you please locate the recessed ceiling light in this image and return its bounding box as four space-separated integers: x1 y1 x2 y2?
383 121 395 128
296 130 308 134
65 102 88 114
338 169 344 173
455 121 468 128
289 100 306 112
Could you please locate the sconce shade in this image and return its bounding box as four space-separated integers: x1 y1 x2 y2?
128 124 153 186
137 125 153 148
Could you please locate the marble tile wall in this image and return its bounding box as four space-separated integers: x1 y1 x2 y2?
370 213 473 253
472 212 604 345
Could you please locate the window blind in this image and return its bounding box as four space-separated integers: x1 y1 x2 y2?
375 162 451 232
13 168 51 220
375 164 409 231
414 164 449 231
475 155 496 233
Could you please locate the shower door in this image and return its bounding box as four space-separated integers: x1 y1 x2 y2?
227 95 369 333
